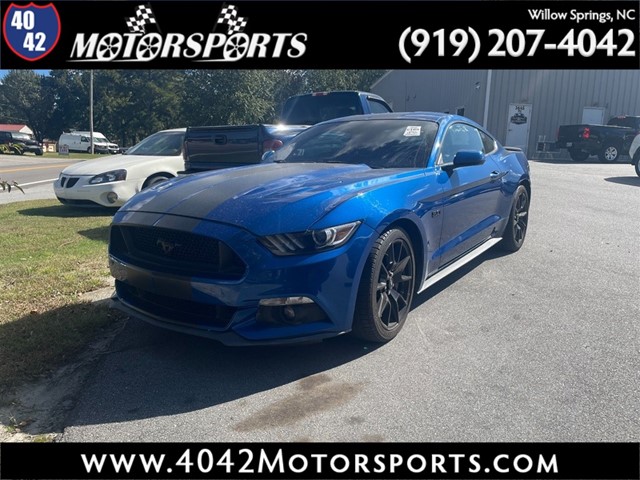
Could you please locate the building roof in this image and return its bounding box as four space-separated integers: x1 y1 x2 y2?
0 124 28 131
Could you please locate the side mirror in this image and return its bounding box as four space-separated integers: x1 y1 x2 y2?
261 150 276 163
452 150 484 167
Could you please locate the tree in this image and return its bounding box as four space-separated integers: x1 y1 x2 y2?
181 70 277 125
0 70 55 141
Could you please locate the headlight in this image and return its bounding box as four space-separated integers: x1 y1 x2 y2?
259 221 361 256
89 169 127 184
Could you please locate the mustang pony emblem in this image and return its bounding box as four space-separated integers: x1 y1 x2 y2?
156 238 180 255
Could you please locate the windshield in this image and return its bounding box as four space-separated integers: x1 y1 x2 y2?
272 119 438 169
126 130 184 156
13 133 34 141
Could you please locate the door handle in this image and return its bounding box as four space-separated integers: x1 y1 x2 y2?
490 171 504 182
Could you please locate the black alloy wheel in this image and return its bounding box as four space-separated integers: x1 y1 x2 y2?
353 228 416 343
500 185 529 252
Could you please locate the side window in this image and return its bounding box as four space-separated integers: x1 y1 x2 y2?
479 130 497 154
438 123 484 164
368 99 392 114
81 136 89 142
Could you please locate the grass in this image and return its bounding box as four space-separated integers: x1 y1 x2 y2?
0 199 124 392
41 152 105 160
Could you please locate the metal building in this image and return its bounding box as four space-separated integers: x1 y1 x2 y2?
371 70 640 158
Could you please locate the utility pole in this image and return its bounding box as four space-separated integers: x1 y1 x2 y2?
89 70 94 154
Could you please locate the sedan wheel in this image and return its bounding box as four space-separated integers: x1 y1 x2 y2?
353 228 415 343
634 153 640 178
143 174 172 189
499 185 529 252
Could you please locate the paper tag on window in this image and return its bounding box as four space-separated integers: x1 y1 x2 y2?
404 126 421 137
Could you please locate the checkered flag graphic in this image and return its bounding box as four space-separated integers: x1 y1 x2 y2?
126 4 157 34
216 4 248 35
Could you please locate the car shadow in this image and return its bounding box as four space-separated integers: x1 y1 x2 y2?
412 248 509 310
17 205 116 218
604 176 640 187
7 304 377 433
11 249 505 435
78 226 110 243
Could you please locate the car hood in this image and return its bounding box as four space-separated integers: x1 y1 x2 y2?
61 154 180 175
121 163 418 235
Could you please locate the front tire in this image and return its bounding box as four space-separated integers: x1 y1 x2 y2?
353 228 416 343
499 185 529 252
634 153 640 177
142 174 172 190
599 144 620 163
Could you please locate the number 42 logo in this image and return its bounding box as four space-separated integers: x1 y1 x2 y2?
2 3 61 61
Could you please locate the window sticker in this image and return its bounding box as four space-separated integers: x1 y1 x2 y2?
403 126 421 137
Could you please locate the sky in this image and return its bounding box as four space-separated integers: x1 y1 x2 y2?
0 69 50 78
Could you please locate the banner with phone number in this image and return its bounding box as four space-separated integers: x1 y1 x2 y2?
1 1 639 69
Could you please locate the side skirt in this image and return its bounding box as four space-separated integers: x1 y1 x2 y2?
417 238 502 294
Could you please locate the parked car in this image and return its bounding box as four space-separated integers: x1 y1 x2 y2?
630 133 640 177
54 128 185 207
556 115 640 162
58 131 120 154
0 130 43 155
108 113 531 346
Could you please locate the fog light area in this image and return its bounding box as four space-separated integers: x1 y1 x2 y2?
257 298 328 325
106 192 119 204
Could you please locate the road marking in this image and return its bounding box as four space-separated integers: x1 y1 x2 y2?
19 178 58 187
0 163 73 174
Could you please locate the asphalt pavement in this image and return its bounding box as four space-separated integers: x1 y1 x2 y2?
0 154 79 204
55 160 639 443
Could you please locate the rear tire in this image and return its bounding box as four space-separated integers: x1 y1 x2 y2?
568 148 589 162
599 144 620 163
352 228 415 343
634 152 640 177
499 185 529 252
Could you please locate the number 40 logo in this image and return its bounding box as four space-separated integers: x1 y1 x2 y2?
2 3 61 61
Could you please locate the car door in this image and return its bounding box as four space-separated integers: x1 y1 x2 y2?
435 123 504 267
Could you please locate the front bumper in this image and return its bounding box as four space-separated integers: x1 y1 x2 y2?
54 175 139 207
108 213 375 345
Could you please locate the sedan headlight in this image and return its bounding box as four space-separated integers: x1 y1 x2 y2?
259 221 361 256
89 169 127 184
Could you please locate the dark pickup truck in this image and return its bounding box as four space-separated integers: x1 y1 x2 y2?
183 124 307 173
183 91 392 173
556 115 640 163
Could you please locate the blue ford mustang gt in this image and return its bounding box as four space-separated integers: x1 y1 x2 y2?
108 113 531 345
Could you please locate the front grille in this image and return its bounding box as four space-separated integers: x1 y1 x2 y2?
116 281 236 330
66 177 79 188
60 177 67 187
110 225 246 279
